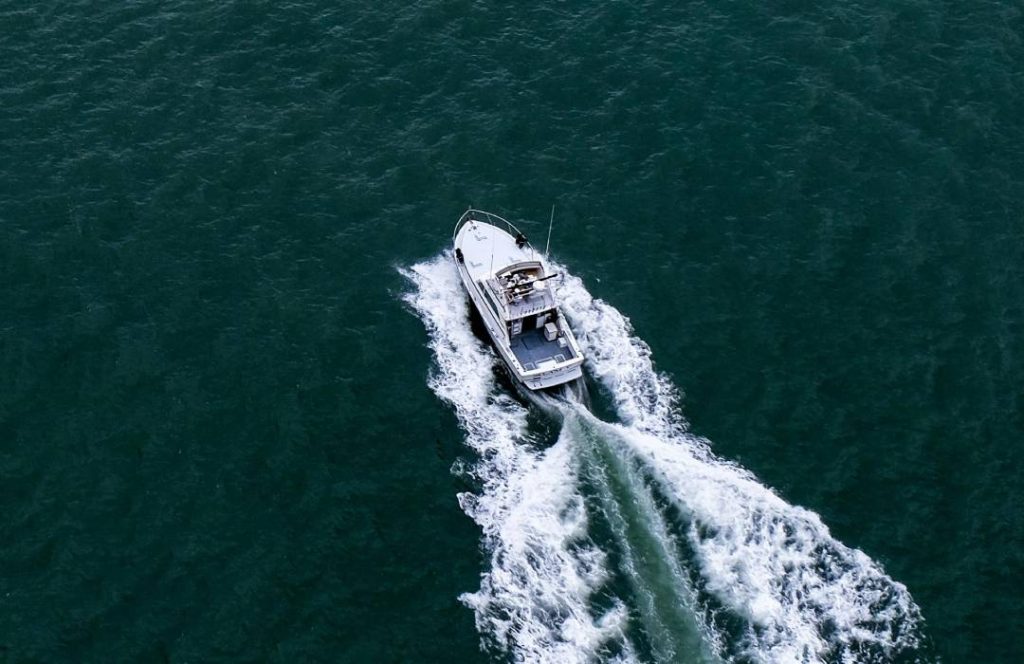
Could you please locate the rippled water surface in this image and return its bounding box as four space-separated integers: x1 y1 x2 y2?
2 1 1022 662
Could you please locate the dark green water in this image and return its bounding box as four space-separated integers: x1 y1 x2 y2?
2 1 1022 662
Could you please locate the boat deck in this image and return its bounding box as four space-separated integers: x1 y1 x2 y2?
509 328 574 371
456 219 535 282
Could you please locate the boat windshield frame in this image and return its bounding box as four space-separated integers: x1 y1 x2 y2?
452 208 529 245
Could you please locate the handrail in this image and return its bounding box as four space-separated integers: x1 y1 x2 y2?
452 208 528 244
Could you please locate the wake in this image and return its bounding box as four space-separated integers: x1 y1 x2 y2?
400 256 635 664
401 253 923 663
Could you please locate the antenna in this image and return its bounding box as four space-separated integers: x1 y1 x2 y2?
545 205 555 258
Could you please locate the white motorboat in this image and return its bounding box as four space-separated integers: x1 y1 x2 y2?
452 209 584 391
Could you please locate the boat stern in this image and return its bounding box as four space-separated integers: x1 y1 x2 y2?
520 358 584 391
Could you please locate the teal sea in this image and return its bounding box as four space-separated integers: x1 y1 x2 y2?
2 1 1022 662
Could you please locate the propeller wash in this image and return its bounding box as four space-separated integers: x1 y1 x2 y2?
400 253 924 664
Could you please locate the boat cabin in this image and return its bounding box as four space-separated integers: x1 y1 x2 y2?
478 260 578 371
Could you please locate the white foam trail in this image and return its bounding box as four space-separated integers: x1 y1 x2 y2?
569 410 724 663
400 254 634 664
556 271 686 437
556 267 924 663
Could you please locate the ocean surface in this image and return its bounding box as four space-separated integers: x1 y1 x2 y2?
2 1 1022 662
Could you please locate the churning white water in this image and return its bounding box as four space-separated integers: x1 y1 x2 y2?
401 253 922 664
400 255 635 664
